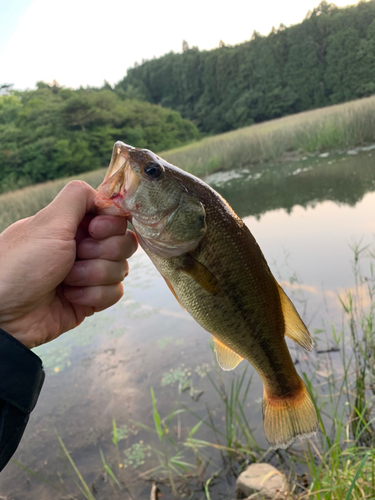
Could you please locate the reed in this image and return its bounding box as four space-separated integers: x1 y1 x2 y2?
162 95 375 177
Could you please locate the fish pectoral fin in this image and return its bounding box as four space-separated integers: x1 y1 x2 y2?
213 337 243 371
163 277 186 311
276 283 313 351
180 255 221 295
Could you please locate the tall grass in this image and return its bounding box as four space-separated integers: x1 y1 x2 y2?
0 169 106 232
162 95 375 177
1 95 375 233
140 242 375 499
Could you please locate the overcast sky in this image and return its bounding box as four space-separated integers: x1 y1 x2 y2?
0 0 355 90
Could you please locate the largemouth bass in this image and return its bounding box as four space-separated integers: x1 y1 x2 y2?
95 141 318 449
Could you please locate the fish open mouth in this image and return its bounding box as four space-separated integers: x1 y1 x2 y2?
94 142 137 215
103 142 129 184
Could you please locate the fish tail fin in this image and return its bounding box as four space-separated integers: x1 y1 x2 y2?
262 378 318 449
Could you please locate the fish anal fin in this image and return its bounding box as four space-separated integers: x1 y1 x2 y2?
163 277 186 311
213 337 243 371
276 283 313 352
180 255 221 295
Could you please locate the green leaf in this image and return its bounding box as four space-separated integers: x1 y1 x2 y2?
150 387 163 442
345 452 370 500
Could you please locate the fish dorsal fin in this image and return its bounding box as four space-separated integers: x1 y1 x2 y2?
213 337 243 371
276 283 313 352
163 277 186 311
180 255 221 295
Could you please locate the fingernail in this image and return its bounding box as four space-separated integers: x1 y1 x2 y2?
64 287 84 300
67 263 86 283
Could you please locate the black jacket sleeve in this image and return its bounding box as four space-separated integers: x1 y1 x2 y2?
0 328 45 472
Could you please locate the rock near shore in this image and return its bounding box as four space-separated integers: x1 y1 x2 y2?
235 463 287 499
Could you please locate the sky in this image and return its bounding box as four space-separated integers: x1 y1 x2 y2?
0 0 355 91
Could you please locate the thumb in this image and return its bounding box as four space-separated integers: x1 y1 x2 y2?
31 181 97 239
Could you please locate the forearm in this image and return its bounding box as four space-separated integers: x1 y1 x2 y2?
0 329 44 471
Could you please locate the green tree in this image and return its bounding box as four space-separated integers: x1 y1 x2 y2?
325 27 363 102
117 0 375 134
0 85 200 192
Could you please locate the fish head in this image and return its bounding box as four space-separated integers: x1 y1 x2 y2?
95 141 207 257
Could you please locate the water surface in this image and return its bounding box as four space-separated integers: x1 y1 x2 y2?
1 149 375 499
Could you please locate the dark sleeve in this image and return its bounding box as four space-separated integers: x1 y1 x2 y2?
0 328 45 472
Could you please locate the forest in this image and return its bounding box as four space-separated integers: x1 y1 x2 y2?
2 0 375 192
118 0 375 134
0 84 199 192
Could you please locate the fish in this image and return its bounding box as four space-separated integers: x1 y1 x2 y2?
95 141 318 449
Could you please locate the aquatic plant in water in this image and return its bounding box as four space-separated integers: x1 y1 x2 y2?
123 442 152 469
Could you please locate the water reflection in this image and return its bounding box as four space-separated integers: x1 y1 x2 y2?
207 150 375 218
1 150 375 498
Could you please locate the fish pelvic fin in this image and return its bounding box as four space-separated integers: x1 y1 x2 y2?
213 337 243 371
262 378 318 449
276 283 313 351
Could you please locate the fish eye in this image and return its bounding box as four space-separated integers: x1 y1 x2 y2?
144 162 163 179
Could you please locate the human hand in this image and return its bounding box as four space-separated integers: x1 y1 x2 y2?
0 181 137 349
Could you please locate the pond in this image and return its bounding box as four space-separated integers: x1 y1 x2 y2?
1 148 375 499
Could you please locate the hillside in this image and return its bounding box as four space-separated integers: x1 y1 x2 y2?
117 0 375 134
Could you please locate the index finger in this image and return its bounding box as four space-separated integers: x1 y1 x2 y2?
88 215 128 240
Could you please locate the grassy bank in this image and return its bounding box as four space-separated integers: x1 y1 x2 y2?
1 94 375 233
162 95 375 178
0 169 106 233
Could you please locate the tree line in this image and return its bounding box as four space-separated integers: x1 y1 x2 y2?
2 0 375 192
117 0 375 134
0 83 199 192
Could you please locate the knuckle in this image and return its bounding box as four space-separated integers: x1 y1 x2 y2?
65 180 89 193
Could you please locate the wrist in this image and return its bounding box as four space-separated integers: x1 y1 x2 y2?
0 319 44 350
